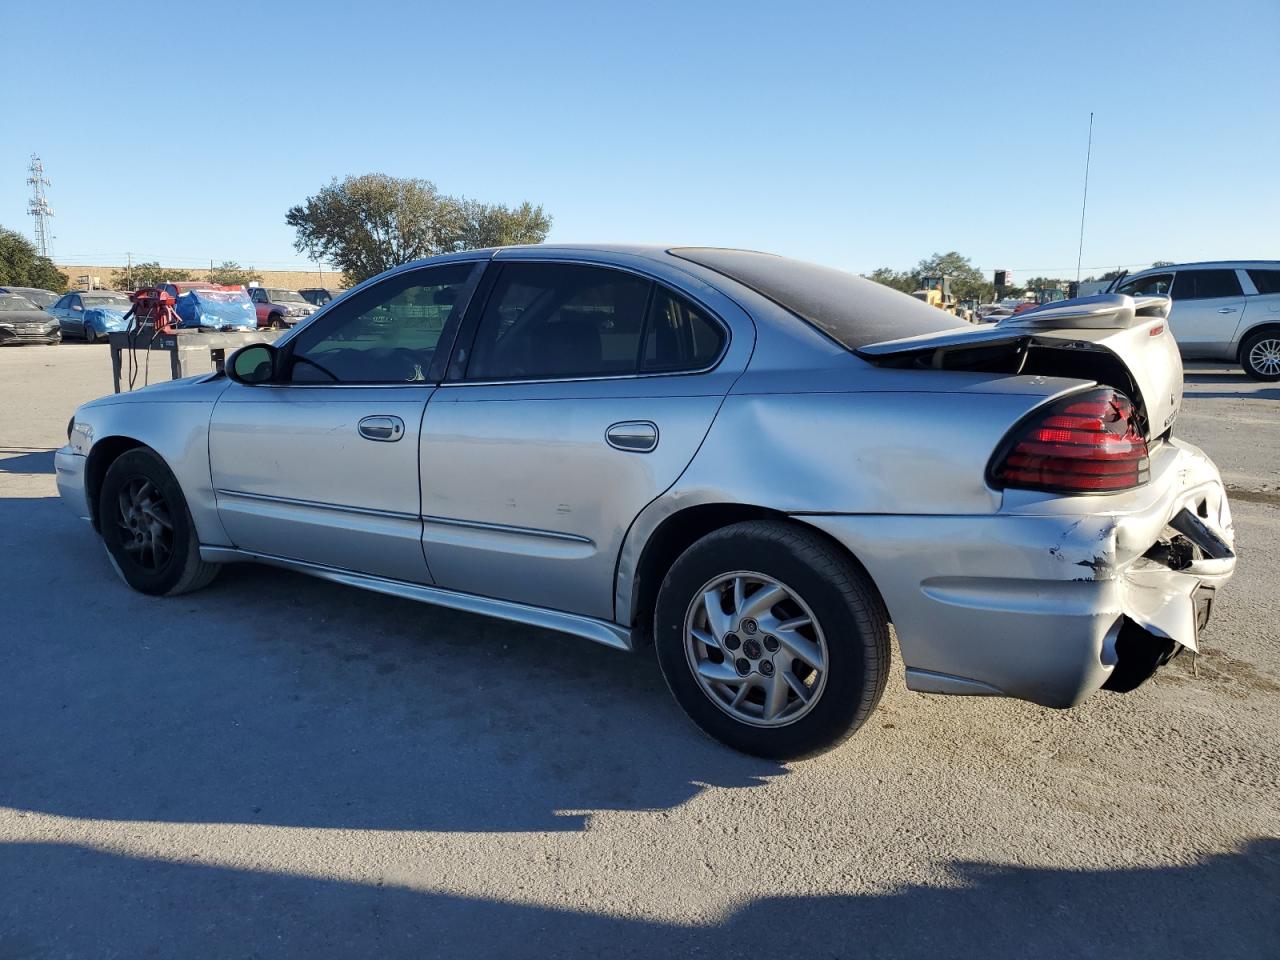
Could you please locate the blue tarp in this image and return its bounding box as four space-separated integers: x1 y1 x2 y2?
85 306 130 335
174 289 257 330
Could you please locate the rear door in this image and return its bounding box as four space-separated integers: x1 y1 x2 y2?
1167 268 1247 359
208 260 483 583
419 257 745 621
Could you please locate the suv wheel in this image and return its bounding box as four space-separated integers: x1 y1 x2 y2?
98 448 220 596
1241 329 1280 381
653 520 890 759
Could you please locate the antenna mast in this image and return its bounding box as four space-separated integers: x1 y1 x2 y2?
27 154 55 260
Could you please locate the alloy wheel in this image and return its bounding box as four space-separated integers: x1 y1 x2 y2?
1248 337 1280 378
115 476 174 571
683 571 829 727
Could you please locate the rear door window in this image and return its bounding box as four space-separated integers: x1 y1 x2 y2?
1246 269 1280 295
466 263 652 380
1171 269 1243 301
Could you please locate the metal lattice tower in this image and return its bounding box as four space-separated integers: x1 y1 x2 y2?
27 154 55 259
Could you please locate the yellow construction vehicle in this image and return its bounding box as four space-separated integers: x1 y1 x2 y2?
911 275 971 321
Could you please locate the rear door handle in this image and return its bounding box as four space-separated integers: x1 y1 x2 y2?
605 420 658 453
1217 307 1238 314
358 415 405 442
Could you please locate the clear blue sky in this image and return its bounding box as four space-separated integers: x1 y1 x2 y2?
2 0 1276 281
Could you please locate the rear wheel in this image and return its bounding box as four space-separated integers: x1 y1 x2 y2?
653 520 890 759
1240 329 1280 381
98 448 219 596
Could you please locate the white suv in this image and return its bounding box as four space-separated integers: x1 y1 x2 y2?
1112 261 1280 380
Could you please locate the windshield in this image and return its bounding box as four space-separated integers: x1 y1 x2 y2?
269 289 307 303
0 294 38 311
669 248 962 349
83 294 131 307
14 289 56 307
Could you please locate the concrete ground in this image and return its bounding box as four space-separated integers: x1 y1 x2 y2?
1 345 1277 958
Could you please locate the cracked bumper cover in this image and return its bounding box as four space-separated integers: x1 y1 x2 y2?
799 439 1236 708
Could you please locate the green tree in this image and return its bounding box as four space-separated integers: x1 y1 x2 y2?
865 267 915 293
209 261 261 287
0 227 68 293
913 251 989 301
286 174 553 284
110 261 192 290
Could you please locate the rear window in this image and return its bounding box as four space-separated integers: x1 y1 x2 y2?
1171 269 1242 301
1247 269 1280 295
669 247 963 349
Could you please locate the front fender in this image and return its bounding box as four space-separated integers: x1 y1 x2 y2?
76 378 232 546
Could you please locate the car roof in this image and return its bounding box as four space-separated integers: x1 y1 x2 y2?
1127 260 1280 275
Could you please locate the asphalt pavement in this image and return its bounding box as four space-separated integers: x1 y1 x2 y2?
1 345 1276 958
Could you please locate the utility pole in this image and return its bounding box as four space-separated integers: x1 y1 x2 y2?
26 154 55 260
126 252 133 288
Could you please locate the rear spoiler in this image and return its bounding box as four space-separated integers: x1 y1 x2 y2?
857 294 1170 362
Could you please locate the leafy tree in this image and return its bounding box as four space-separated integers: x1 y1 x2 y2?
286 174 553 284
865 251 992 301
865 267 915 293
914 251 989 301
0 227 68 293
209 261 261 287
111 261 193 290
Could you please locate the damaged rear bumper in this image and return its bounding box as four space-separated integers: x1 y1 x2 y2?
799 438 1235 708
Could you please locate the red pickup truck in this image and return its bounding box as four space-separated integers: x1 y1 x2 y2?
247 287 319 328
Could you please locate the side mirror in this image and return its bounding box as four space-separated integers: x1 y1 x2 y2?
227 343 278 384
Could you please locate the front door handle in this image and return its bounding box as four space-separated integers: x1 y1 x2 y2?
358 415 405 442
605 420 658 453
1217 307 1238 314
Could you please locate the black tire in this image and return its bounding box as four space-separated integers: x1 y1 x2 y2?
98 448 220 596
269 315 286 330
84 326 97 344
653 520 890 760
1239 328 1280 382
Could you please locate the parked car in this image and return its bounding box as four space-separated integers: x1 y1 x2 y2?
299 287 343 306
1110 261 1280 380
56 246 1236 758
0 286 59 309
48 291 133 342
248 287 319 328
0 292 60 344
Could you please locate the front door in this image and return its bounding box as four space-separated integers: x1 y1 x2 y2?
208 260 484 583
420 260 738 621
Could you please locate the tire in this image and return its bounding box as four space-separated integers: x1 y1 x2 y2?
1240 329 1280 381
269 315 286 330
98 448 220 596
84 326 97 344
653 520 890 759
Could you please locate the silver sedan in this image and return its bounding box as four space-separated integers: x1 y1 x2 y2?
56 246 1237 758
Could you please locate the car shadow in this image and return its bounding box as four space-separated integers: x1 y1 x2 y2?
1 839 1275 958
0 496 783 833
0 447 55 474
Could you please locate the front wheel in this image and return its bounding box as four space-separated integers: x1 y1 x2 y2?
98 448 220 596
653 520 890 759
83 326 97 344
1240 329 1280 381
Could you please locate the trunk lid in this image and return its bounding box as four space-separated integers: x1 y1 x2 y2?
857 294 1182 440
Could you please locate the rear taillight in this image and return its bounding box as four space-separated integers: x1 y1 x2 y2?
989 387 1150 493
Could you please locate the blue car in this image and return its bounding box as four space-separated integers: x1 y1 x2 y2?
49 291 134 343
